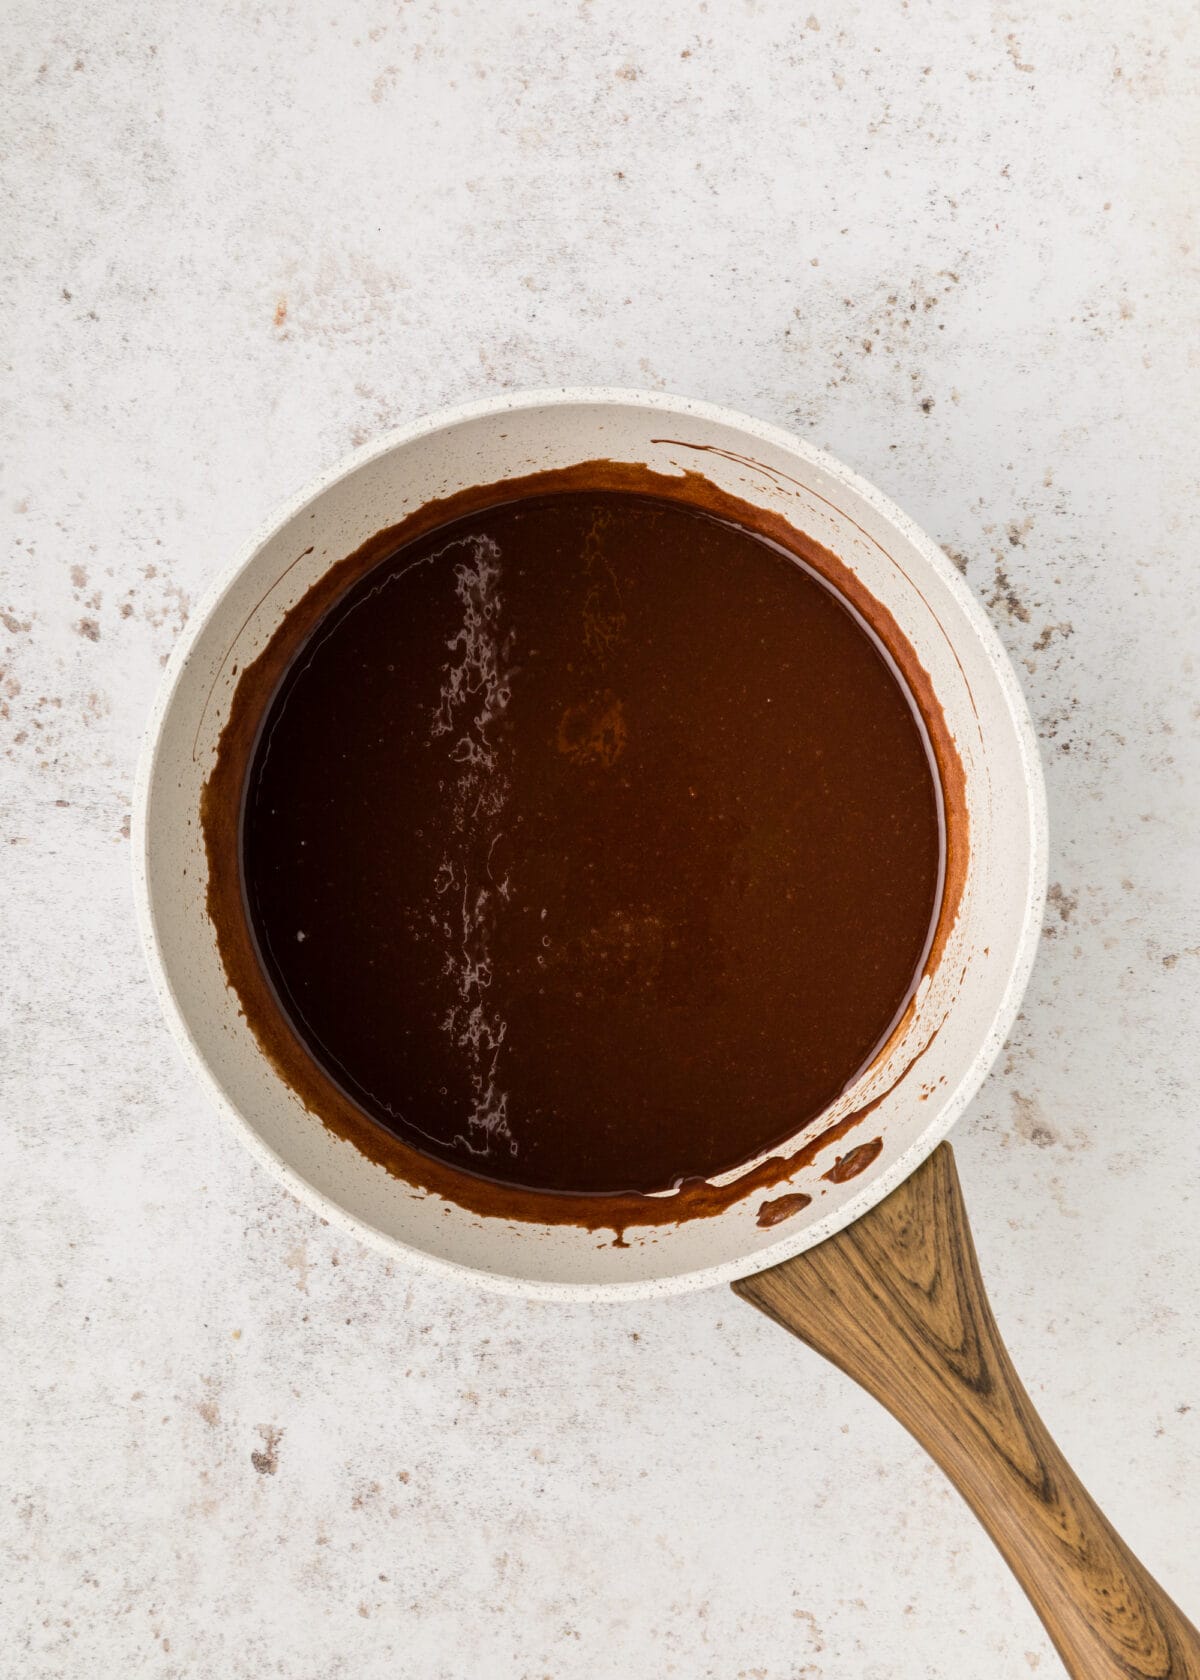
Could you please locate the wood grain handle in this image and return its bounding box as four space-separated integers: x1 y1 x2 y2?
733 1144 1200 1678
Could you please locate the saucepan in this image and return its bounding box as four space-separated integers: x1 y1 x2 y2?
132 390 1198 1676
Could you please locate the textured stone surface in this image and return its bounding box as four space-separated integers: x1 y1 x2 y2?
3 1 1197 1675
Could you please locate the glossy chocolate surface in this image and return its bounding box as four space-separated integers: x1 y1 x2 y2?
240 491 943 1197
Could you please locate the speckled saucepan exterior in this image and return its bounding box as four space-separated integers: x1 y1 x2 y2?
132 389 1047 1301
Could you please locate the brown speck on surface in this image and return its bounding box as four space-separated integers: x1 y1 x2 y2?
1007 516 1034 548
1006 34 1035 73
1046 882 1078 923
70 564 87 589
1012 1090 1057 1149
793 1608 825 1651
284 1244 311 1293
942 545 971 574
119 814 131 840
2 610 32 634
273 297 288 328
806 14 821 29
919 396 934 414
196 1392 220 1429
1033 621 1073 652
76 618 101 642
615 63 641 80
986 565 1031 624
251 1424 283 1475
1163 946 1200 970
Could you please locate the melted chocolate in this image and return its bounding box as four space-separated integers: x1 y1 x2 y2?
822 1136 885 1182
239 491 943 1200
756 1192 814 1229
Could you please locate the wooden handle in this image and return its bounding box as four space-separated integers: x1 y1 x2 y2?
733 1144 1200 1678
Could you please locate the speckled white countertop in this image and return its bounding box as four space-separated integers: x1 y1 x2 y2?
3 1 1198 1674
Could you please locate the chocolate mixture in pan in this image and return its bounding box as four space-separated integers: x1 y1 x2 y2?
240 492 943 1198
